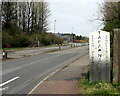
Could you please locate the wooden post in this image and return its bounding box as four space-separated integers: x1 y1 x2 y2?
58 44 61 50
113 29 120 83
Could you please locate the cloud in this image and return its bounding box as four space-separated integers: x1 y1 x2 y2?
48 0 104 36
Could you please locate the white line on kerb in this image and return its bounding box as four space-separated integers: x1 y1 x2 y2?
55 69 60 72
28 69 60 94
0 76 20 87
43 76 50 81
28 80 43 94
29 75 50 94
50 71 55 76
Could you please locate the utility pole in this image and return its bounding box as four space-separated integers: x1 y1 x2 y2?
72 27 74 47
54 20 56 44
70 27 73 47
72 27 74 42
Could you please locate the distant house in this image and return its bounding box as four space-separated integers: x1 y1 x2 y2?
56 33 73 42
55 33 63 37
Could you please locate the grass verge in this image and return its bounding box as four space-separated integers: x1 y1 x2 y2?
2 44 57 50
2 47 32 50
77 73 120 95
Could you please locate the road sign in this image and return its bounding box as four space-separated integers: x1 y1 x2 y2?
89 31 110 82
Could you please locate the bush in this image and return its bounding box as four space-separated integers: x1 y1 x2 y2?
2 29 64 48
2 30 31 47
12 34 31 47
2 30 14 47
42 34 53 45
2 25 31 47
28 33 39 46
28 33 53 46
55 36 64 44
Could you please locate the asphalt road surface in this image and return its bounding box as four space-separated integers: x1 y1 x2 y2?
5 43 88 59
6 45 71 59
1 46 88 94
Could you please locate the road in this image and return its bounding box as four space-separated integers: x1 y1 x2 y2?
5 45 71 59
1 46 88 94
5 43 88 59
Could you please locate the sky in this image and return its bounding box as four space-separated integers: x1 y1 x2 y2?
46 0 104 36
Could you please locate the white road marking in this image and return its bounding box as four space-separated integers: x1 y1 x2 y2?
31 62 34 65
16 51 24 53
28 80 44 94
55 69 60 72
28 71 56 94
43 76 50 81
28 68 60 94
50 71 56 76
0 86 9 91
0 76 20 87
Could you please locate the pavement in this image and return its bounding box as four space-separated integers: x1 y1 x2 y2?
29 54 89 94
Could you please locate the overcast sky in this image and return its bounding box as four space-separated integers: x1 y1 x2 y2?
47 0 104 36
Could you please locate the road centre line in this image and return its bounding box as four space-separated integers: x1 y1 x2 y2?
16 51 24 53
0 76 20 87
31 62 34 65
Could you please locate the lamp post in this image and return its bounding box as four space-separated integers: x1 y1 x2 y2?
54 20 56 44
72 27 74 47
72 27 74 42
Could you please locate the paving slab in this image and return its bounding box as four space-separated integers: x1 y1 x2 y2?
31 80 78 94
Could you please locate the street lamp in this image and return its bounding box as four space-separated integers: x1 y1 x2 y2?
72 27 74 44
71 27 75 47
54 20 56 44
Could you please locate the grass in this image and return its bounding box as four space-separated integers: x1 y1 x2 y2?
2 44 57 50
2 43 87 51
2 47 30 50
61 65 69 69
77 74 120 95
2 44 68 50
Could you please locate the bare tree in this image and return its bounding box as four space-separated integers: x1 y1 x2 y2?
97 1 120 31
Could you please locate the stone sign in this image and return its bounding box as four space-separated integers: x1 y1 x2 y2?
89 31 111 82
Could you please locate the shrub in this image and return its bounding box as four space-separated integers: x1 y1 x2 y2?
55 36 64 44
43 34 52 45
2 30 14 47
11 33 31 47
